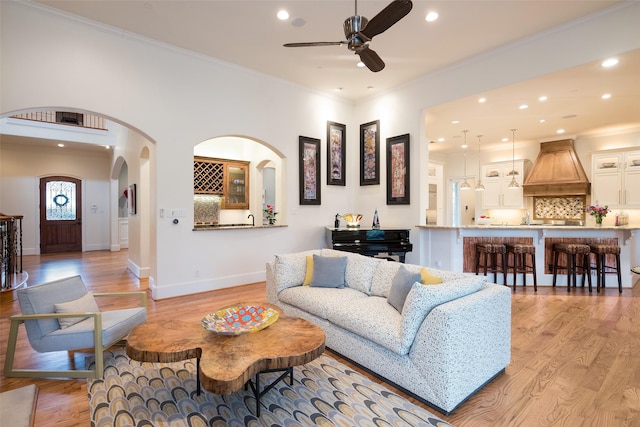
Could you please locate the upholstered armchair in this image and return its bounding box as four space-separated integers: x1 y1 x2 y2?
4 275 147 379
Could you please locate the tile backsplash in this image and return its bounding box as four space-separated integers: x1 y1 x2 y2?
533 196 586 220
194 194 221 224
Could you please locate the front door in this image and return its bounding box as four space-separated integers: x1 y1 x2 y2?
40 176 82 253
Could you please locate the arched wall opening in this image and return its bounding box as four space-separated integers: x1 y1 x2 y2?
193 135 285 226
0 107 156 283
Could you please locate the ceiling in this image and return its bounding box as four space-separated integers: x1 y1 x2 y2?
426 48 640 154
17 1 640 154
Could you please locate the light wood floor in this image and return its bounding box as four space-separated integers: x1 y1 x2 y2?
1 250 639 426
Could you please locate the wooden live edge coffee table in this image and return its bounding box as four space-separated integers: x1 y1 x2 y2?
125 303 325 416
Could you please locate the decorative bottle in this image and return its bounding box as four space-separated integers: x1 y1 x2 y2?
372 209 380 229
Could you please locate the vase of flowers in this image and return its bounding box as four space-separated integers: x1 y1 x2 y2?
587 204 609 227
264 204 278 225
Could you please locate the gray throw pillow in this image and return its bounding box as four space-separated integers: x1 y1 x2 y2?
310 255 347 288
388 265 420 313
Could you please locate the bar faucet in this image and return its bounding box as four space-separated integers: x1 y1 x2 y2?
247 213 254 226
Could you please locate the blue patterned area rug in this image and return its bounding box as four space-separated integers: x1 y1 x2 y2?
87 350 454 427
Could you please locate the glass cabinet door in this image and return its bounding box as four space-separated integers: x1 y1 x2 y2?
225 162 249 209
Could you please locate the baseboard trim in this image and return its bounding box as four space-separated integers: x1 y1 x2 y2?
149 271 265 300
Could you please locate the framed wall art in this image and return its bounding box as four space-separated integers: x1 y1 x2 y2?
327 121 346 186
127 183 137 214
299 136 321 205
386 134 410 205
360 120 380 186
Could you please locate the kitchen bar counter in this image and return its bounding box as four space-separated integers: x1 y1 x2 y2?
416 224 639 288
193 224 286 231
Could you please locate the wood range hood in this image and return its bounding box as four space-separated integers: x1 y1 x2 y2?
523 139 591 196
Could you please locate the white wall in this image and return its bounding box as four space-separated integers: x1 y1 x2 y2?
2 1 639 296
1 2 355 298
0 140 111 254
354 1 640 263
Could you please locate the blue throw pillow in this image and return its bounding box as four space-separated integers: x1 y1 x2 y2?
310 255 347 288
388 265 421 313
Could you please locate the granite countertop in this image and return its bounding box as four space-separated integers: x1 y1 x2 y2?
416 224 639 230
193 224 286 231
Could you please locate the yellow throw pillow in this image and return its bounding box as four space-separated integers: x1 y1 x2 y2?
420 267 443 285
303 255 314 285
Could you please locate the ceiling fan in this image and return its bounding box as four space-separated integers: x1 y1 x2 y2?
284 0 413 72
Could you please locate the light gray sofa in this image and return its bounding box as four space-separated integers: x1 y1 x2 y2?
266 249 511 414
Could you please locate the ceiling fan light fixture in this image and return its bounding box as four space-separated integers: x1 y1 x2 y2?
283 0 413 73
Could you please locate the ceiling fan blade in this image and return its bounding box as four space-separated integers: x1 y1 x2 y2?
357 46 385 72
284 41 346 48
361 0 413 39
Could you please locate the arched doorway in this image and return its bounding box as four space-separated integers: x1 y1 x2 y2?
39 175 82 253
0 108 155 281
193 135 285 226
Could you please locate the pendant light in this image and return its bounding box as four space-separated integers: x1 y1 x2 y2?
508 128 520 189
460 130 471 190
475 134 485 191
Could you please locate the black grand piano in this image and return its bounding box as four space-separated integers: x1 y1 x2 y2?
326 227 413 263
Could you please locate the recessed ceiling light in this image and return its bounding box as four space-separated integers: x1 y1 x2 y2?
277 10 289 20
518 104 528 110
336 87 343 91
502 137 509 142
538 96 547 102
602 93 611 99
539 119 546 123
437 137 445 142
367 86 374 90
601 58 619 68
425 11 439 22
557 129 565 134
451 120 460 124
478 97 486 103
356 61 365 68
57 143 65 147
562 114 577 119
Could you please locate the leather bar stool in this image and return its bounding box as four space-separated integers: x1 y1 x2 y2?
588 243 622 293
506 243 537 291
475 243 507 285
552 243 592 292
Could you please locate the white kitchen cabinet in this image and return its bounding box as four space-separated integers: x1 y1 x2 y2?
481 161 526 209
591 150 640 208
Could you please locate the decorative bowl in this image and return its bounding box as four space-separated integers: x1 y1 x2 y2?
201 305 279 335
342 213 363 227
